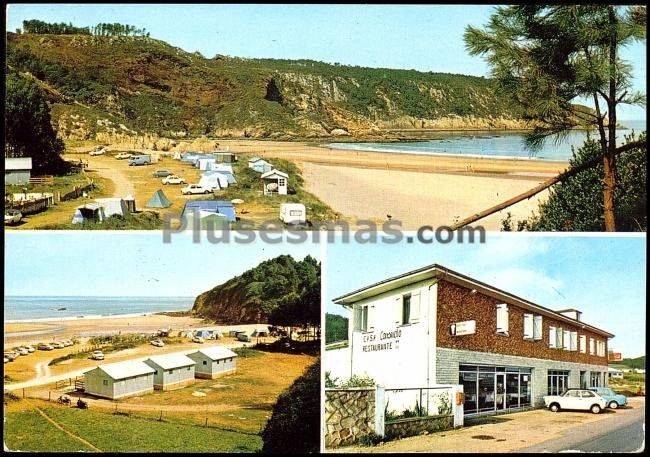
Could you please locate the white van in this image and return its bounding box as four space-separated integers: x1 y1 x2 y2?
280 203 306 225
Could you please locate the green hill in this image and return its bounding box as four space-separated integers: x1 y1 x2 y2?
192 255 320 325
6 31 529 141
325 313 349 344
620 356 646 369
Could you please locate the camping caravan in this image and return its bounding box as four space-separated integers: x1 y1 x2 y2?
261 170 289 195
95 198 130 218
145 190 171 208
214 152 237 163
280 203 306 225
72 203 106 224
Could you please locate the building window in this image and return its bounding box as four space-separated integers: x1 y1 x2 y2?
579 335 587 353
547 370 570 395
278 179 285 186
589 338 595 355
533 315 543 340
103 379 108 386
496 304 509 335
523 314 534 339
168 370 173 374
187 367 191 371
203 360 207 366
549 326 557 348
556 327 564 349
402 294 411 325
563 329 571 350
590 372 602 387
570 331 578 351
459 365 531 415
353 304 369 332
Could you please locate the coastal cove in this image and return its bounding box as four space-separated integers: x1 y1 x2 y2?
328 120 647 161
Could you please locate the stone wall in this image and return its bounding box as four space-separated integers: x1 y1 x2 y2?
325 388 376 448
385 415 454 440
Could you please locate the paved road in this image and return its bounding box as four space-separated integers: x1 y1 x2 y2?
520 400 645 453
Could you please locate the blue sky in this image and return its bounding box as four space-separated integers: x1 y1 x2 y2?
326 234 646 358
6 4 646 119
4 232 320 298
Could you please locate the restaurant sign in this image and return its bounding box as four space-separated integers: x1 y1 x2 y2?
361 328 402 352
450 320 476 336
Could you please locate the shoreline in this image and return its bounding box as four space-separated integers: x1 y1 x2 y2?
4 309 193 325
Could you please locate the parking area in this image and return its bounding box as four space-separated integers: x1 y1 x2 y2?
334 397 645 453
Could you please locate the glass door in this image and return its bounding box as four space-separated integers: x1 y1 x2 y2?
495 373 506 410
506 373 519 408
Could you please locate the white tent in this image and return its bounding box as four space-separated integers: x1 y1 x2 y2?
198 173 228 190
72 203 106 224
197 158 217 170
95 198 130 218
206 163 234 174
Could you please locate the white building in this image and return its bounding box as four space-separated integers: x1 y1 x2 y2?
327 264 613 416
5 157 32 185
188 346 238 379
261 169 288 195
84 360 155 399
144 353 196 390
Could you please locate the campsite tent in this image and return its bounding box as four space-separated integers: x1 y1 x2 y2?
146 190 171 208
197 158 216 170
95 198 130 218
181 200 236 223
205 163 234 174
72 203 106 224
198 172 228 190
184 211 229 229
204 170 236 185
250 159 274 174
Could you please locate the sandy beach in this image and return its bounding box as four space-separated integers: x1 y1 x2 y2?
212 140 564 229
3 313 262 347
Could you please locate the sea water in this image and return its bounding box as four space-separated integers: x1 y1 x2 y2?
329 120 646 161
4 296 195 322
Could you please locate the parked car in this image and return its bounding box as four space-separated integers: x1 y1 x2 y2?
589 387 628 409
61 340 73 347
152 169 173 178
236 332 252 343
115 152 132 160
150 339 165 347
13 347 29 356
3 357 9 364
544 388 607 414
22 345 35 353
181 184 212 195
37 343 54 351
91 350 105 360
51 342 65 349
129 154 152 166
192 336 205 344
89 147 106 156
162 175 186 185
5 209 22 225
4 352 17 361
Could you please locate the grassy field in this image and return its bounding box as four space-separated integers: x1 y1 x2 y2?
4 400 261 452
610 373 646 396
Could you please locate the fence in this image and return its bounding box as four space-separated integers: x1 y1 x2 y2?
325 384 464 448
59 181 95 202
7 196 51 215
29 175 54 185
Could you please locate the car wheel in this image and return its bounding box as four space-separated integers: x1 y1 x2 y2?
205 190 210 194
590 404 601 414
549 403 560 413
608 401 618 409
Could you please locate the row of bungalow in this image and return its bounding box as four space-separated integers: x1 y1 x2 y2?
84 346 238 400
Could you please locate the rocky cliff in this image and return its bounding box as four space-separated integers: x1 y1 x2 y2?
7 32 530 141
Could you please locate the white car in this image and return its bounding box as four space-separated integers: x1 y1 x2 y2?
51 342 65 349
162 175 186 185
150 339 165 347
61 340 73 347
14 347 29 356
115 152 132 160
89 147 106 156
544 388 607 414
192 336 204 344
181 184 212 195
91 350 105 360
22 345 35 353
5 210 22 225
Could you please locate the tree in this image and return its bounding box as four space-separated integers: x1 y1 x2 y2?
5 74 69 174
522 132 646 231
261 359 320 454
465 5 646 231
